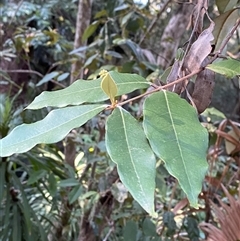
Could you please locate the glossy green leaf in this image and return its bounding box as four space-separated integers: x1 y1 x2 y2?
213 9 239 52
27 71 150 109
0 104 106 157
106 107 156 215
206 59 240 78
216 0 238 13
36 71 59 86
100 70 118 104
143 91 208 208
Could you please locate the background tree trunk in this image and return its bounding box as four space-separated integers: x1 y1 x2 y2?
70 0 92 83
65 0 93 193
157 2 195 68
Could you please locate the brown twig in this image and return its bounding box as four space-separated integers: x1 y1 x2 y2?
211 18 240 63
168 180 178 211
5 69 44 77
4 69 66 88
117 68 201 107
116 17 240 109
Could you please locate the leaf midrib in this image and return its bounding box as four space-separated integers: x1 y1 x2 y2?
30 81 149 108
164 92 193 195
3 105 104 149
119 108 145 198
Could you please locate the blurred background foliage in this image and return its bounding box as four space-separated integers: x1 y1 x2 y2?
0 0 240 240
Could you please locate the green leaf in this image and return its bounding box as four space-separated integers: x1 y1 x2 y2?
57 72 70 82
121 12 134 27
105 50 123 59
215 0 238 13
0 104 106 157
106 107 156 215
27 71 150 109
202 107 226 122
82 21 100 41
163 211 177 236
84 53 98 67
114 38 144 61
143 91 208 208
142 218 157 236
0 162 6 204
114 4 130 12
79 191 97 200
94 9 107 19
123 221 138 241
13 205 21 241
48 173 57 196
213 9 239 52
12 175 32 235
100 70 118 104
36 71 59 86
58 178 80 187
68 185 83 204
206 59 240 78
2 185 11 239
184 216 200 241
27 169 48 185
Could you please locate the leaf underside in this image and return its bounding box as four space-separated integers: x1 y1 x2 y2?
0 104 106 157
143 91 208 208
106 107 156 215
27 71 150 110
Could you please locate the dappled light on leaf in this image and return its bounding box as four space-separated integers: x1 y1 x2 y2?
143 91 208 208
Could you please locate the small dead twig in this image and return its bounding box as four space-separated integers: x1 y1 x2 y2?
138 0 172 46
4 69 66 88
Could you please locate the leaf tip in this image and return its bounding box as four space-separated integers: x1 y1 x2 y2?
189 201 200 209
151 211 158 218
